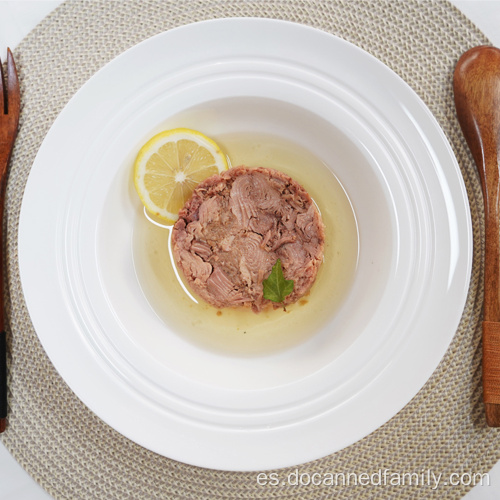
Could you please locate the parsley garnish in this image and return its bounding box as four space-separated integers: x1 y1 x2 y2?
262 259 294 304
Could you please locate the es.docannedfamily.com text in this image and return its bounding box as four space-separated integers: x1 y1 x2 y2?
256 469 490 490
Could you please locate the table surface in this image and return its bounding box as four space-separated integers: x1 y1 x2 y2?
0 1 499 498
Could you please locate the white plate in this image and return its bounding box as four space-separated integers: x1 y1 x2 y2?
18 18 472 471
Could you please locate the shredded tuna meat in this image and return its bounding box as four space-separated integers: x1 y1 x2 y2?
171 166 325 312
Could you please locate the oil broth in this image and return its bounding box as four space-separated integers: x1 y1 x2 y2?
132 132 358 356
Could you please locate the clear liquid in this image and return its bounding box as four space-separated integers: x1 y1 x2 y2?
132 132 359 356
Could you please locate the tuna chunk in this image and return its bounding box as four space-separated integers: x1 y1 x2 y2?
172 166 325 312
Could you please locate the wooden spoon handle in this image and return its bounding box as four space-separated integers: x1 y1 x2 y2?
454 46 500 426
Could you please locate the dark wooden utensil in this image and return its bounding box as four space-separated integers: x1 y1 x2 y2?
454 45 500 427
0 48 20 433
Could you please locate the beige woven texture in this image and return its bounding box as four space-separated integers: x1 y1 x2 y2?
0 0 496 498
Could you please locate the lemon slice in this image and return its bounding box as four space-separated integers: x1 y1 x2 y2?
134 128 228 223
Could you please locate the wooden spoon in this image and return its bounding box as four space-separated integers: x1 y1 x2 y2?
454 46 500 427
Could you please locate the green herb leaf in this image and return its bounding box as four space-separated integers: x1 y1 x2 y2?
262 259 294 303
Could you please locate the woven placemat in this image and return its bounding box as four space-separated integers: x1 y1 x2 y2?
0 0 495 498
